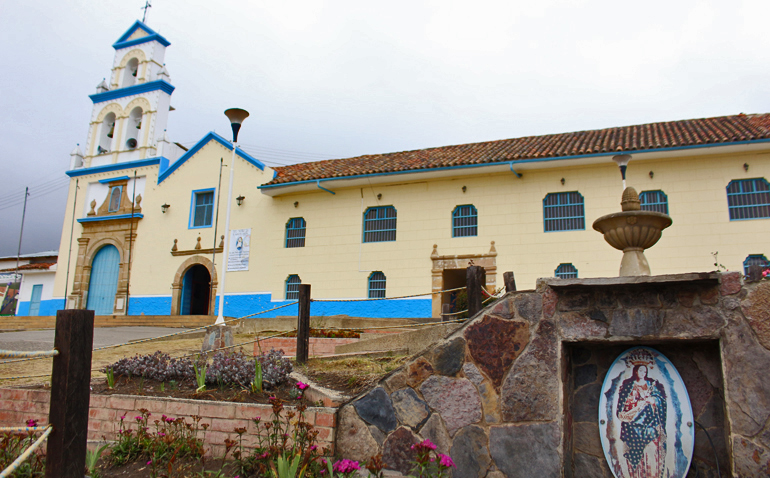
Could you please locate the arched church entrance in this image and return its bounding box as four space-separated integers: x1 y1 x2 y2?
180 265 211 315
86 244 120 315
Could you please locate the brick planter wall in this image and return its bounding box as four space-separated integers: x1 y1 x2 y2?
255 337 358 357
0 389 336 458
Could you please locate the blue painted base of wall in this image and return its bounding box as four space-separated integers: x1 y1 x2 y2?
14 294 432 318
15 299 66 316
127 293 431 318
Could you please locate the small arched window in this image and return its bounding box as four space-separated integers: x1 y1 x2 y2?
452 205 478 237
123 58 139 87
743 254 769 276
108 186 122 212
543 192 585 232
286 218 306 248
98 112 116 154
555 263 578 279
368 272 386 298
727 178 770 220
285 275 301 300
639 190 669 214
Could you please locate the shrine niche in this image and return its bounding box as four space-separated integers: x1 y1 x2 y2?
430 242 497 318
68 178 142 315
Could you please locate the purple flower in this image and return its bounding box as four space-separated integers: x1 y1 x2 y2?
26 419 38 428
438 454 455 468
411 439 437 451
135 416 142 422
147 460 152 465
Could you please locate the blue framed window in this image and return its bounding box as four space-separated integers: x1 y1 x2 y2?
285 275 301 300
286 218 306 248
363 206 397 243
543 192 585 232
368 272 386 298
640 190 668 214
452 205 478 237
743 254 769 276
108 186 123 212
727 178 770 220
555 263 578 279
190 189 215 228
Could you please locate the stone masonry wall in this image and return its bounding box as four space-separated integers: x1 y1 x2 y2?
335 272 770 477
0 389 336 458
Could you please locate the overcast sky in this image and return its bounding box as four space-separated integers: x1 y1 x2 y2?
1 0 769 257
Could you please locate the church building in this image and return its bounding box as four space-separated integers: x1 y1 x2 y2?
22 21 770 318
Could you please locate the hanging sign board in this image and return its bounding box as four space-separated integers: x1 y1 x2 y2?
226 228 251 272
598 347 694 478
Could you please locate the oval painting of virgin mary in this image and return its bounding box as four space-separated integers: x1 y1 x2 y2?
598 347 694 478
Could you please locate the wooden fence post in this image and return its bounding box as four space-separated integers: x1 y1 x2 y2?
467 265 486 318
46 309 94 478
503 271 517 293
441 303 451 322
297 284 311 364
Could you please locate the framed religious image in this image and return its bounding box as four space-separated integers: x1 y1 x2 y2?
598 347 694 478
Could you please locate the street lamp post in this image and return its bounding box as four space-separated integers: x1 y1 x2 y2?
215 108 249 326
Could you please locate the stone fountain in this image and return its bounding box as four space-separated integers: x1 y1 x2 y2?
592 187 672 276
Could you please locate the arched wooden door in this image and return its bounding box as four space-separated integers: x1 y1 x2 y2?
86 245 120 315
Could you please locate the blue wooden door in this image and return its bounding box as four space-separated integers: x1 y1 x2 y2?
28 284 43 316
87 245 120 315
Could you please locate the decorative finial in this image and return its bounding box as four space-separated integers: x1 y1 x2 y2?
195 236 202 250
621 187 641 212
171 239 178 252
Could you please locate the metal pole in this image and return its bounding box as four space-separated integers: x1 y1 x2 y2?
63 179 79 307
211 158 224 304
14 187 30 285
215 146 237 325
125 171 137 316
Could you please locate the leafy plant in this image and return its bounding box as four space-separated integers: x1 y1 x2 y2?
105 367 115 389
109 409 209 477
0 419 46 478
105 351 194 382
233 397 322 477
252 357 263 393
272 452 307 478
85 442 109 477
194 361 207 393
408 440 455 478
712 251 728 272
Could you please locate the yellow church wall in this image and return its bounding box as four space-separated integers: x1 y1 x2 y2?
53 142 770 317
252 149 770 301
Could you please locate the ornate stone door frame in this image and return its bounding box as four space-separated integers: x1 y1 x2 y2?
430 242 497 317
170 256 218 316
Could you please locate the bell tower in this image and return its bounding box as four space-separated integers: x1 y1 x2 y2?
80 20 175 168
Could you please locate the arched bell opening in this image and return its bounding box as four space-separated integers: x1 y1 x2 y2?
124 106 143 150
122 58 139 87
98 112 116 154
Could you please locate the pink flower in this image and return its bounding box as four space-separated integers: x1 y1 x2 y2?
120 415 126 420
147 460 152 465
411 439 437 451
438 454 455 468
333 459 361 473
135 416 142 421
26 419 38 427
296 381 309 390
310 445 317 451
158 432 166 437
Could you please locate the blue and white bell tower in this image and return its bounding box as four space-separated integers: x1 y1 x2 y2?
75 20 176 169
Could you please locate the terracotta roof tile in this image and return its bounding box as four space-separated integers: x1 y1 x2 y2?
0 262 55 273
263 113 770 186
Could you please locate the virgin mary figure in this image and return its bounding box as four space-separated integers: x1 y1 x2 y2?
616 364 667 478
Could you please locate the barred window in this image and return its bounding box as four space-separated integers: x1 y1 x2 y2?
285 218 306 248
368 271 386 298
452 205 478 237
743 254 769 276
363 206 397 243
555 263 578 279
543 192 585 232
727 178 770 220
285 275 301 300
640 190 669 214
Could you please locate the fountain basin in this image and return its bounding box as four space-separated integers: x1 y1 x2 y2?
593 210 672 276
